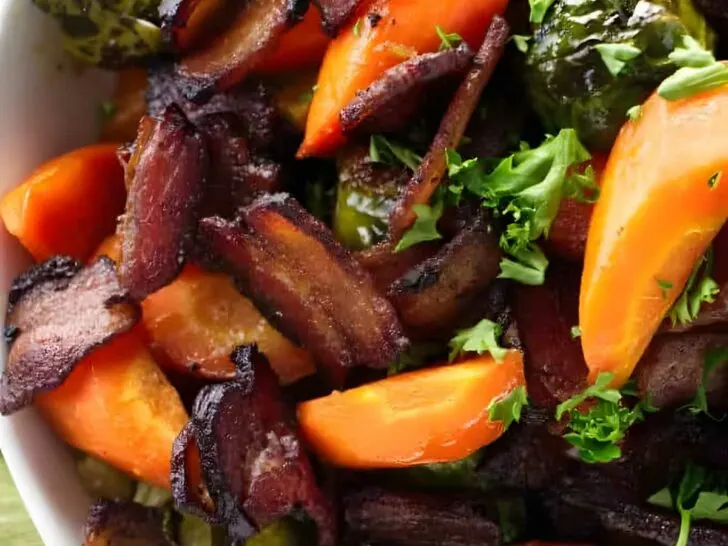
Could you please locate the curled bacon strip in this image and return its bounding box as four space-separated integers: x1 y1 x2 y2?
312 0 362 35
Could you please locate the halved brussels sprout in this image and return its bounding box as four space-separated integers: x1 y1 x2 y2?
32 0 162 67
76 455 136 501
524 0 714 151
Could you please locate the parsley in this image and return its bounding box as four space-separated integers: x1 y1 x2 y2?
684 347 728 419
394 200 443 252
369 135 422 171
556 373 657 463
528 0 557 24
709 172 722 189
436 26 463 51
626 104 643 120
668 248 720 326
594 43 641 77
488 385 528 431
512 35 531 54
658 35 728 101
387 343 443 376
353 18 362 36
98 100 117 122
570 325 582 338
498 243 549 286
657 278 673 299
449 318 506 362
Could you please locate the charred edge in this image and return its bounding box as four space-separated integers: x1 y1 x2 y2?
367 12 381 27
170 422 218 522
83 499 170 545
6 256 81 314
229 345 258 384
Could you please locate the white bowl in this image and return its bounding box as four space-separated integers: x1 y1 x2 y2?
0 1 118 543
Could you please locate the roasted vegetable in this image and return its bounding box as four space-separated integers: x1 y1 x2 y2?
76 455 137 501
83 499 172 546
32 0 162 67
524 0 715 151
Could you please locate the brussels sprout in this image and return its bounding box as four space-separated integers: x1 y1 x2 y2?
333 146 407 250
32 0 162 67
76 455 136 501
133 482 173 507
178 513 228 546
524 0 714 151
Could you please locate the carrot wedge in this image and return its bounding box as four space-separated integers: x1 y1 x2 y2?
36 333 188 489
297 351 524 468
0 144 126 262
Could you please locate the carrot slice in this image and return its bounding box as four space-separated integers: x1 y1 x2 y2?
297 351 524 468
91 234 122 264
36 333 188 489
0 144 126 262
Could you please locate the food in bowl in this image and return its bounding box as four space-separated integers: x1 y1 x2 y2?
3 0 728 544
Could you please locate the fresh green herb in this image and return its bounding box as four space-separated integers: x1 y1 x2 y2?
98 100 117 122
594 43 641 77
353 18 362 36
394 201 443 252
449 318 506 362
387 343 444 376
684 347 728 420
626 104 643 121
668 248 720 326
133 482 172 507
658 35 728 101
369 134 423 171
512 35 531 54
709 172 722 189
528 0 557 24
402 452 482 489
657 278 674 299
570 325 582 339
556 372 657 463
498 243 549 286
436 26 463 51
488 385 528 431
563 164 600 204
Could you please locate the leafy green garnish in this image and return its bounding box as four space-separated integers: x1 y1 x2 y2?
436 26 463 51
497 243 549 286
133 482 172 507
657 278 674 299
626 104 643 121
668 248 720 326
658 35 728 101
594 43 641 77
556 373 657 463
488 385 528 431
369 135 423 171
512 35 531 54
387 343 444 376
528 0 557 24
394 200 443 252
449 318 506 362
684 347 728 419
570 325 582 338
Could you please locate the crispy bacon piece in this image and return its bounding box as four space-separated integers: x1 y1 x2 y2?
0 257 139 415
190 346 337 545
340 44 473 136
171 422 218 520
389 16 510 241
83 500 171 546
311 0 361 35
119 106 207 301
512 263 588 409
357 241 440 293
200 194 408 385
176 0 308 101
544 198 595 262
387 209 502 340
344 487 500 546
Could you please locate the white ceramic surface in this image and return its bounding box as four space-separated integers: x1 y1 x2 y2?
0 1 117 543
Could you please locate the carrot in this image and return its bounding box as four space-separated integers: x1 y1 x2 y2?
141 264 316 384
35 333 188 490
0 145 126 263
100 69 148 144
298 0 510 158
297 351 525 468
580 87 728 387
255 8 331 74
91 234 122 263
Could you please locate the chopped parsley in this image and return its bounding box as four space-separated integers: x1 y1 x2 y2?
528 0 557 24
556 373 657 463
626 104 643 121
448 318 506 362
488 385 528 431
512 35 531 54
436 26 463 51
387 343 444 376
657 278 674 299
658 35 728 101
394 200 444 252
369 135 422 171
594 43 642 77
570 325 582 339
684 347 728 420
668 248 720 327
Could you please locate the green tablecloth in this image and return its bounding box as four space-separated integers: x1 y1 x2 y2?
0 453 42 545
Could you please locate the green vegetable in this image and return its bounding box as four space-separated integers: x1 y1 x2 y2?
133 482 172 507
627 104 644 120
556 373 657 463
245 518 316 546
178 514 228 546
394 200 444 252
488 385 529 431
334 146 405 250
528 0 557 24
436 26 463 51
449 318 506 362
657 277 674 298
668 247 720 326
399 452 482 489
512 35 531 53
369 135 422 172
32 0 162 67
524 0 715 151
388 343 444 375
76 455 136 501
658 35 728 100
684 347 728 419
353 19 362 36
570 325 582 338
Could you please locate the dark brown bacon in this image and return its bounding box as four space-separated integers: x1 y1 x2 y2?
171 421 218 520
160 0 236 53
311 0 362 35
1 257 139 415
200 194 408 386
83 500 171 546
340 44 474 136
119 106 207 301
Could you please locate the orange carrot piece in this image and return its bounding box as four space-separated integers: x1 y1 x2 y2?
36 333 188 489
0 145 126 262
142 264 316 384
100 69 148 144
580 87 728 387
298 0 509 157
297 351 524 468
91 234 122 264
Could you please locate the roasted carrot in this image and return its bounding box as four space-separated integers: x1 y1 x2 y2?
297 351 525 468
91 234 122 263
0 145 126 262
298 0 509 157
100 69 148 144
35 333 188 489
141 264 316 384
580 87 728 387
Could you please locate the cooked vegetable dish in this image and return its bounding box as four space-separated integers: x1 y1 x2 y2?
4 0 728 545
